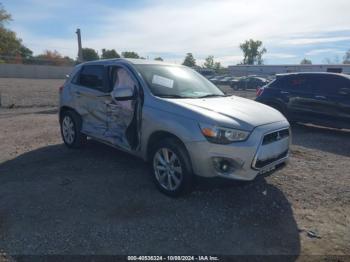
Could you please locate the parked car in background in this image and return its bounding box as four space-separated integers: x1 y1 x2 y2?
256 72 350 129
209 75 225 85
231 76 269 90
218 76 233 85
59 59 290 196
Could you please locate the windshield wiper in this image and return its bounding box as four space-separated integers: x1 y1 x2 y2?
197 94 227 98
155 94 188 98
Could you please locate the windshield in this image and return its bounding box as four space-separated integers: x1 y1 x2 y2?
135 64 225 98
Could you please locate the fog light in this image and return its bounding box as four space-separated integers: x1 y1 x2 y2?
220 161 230 172
212 157 236 174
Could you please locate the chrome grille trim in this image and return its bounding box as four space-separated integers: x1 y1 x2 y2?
251 127 290 170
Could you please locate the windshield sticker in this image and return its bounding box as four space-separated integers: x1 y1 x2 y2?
152 75 174 88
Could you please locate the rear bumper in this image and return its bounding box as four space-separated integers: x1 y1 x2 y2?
185 120 290 180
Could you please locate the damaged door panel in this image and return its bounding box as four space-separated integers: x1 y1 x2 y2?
103 65 141 150
72 65 110 139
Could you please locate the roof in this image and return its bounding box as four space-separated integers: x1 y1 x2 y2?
276 72 350 78
229 64 350 68
81 58 178 67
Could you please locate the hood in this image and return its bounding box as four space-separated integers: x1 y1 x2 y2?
168 95 286 130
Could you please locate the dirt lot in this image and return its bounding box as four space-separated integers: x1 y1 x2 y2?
0 78 349 257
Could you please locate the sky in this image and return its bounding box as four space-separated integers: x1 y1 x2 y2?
2 0 350 66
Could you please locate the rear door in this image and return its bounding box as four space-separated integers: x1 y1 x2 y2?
71 64 110 138
336 80 350 127
279 74 323 121
318 75 350 127
309 74 340 123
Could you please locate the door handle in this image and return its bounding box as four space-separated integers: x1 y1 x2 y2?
280 91 289 94
75 91 81 96
315 95 326 99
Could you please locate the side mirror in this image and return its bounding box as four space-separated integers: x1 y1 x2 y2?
112 87 134 101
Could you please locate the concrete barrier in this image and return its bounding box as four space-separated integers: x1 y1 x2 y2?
0 64 74 79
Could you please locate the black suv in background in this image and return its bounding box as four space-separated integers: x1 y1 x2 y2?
256 72 350 129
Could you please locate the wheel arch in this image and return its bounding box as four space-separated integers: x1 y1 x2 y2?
146 131 191 164
59 106 80 122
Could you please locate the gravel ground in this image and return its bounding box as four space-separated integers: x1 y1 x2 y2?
0 78 62 108
0 78 349 257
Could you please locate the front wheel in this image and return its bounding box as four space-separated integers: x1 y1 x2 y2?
150 138 193 197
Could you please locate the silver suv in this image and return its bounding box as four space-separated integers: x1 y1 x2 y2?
59 59 290 196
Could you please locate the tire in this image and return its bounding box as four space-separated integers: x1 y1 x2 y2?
60 110 87 149
150 138 193 197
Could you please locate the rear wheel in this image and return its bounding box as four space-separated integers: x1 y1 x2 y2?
150 138 193 197
60 110 87 148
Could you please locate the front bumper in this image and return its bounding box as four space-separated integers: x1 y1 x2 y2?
185 120 290 181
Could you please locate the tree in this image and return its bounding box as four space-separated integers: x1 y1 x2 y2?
0 4 33 64
203 55 223 73
82 48 99 61
121 51 140 59
33 50 74 66
154 57 163 61
182 53 196 67
323 55 340 64
203 55 215 69
0 3 11 26
343 50 350 64
101 48 120 59
239 39 266 65
300 58 312 65
214 62 222 73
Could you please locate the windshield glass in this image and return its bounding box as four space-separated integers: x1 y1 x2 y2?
135 64 225 98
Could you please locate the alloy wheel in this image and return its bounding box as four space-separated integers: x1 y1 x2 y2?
153 148 183 191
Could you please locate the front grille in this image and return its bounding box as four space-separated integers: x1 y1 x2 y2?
255 150 288 168
262 128 289 145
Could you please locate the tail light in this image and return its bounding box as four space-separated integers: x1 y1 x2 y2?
256 87 264 97
59 85 64 93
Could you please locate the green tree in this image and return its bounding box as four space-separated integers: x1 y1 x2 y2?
0 3 33 63
121 51 140 59
239 39 266 65
154 57 163 61
203 55 215 69
0 3 11 25
82 48 99 61
214 62 222 73
101 48 120 59
343 50 350 64
182 53 196 67
300 58 312 65
203 55 223 73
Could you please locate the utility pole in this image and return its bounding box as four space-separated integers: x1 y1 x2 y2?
76 28 83 62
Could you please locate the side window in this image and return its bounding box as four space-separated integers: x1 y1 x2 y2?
317 75 347 95
78 65 105 91
281 75 311 92
290 77 307 90
110 67 136 96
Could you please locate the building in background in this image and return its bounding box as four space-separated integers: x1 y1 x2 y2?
228 64 350 77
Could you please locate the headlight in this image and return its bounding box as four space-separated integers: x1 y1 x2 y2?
199 123 250 144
